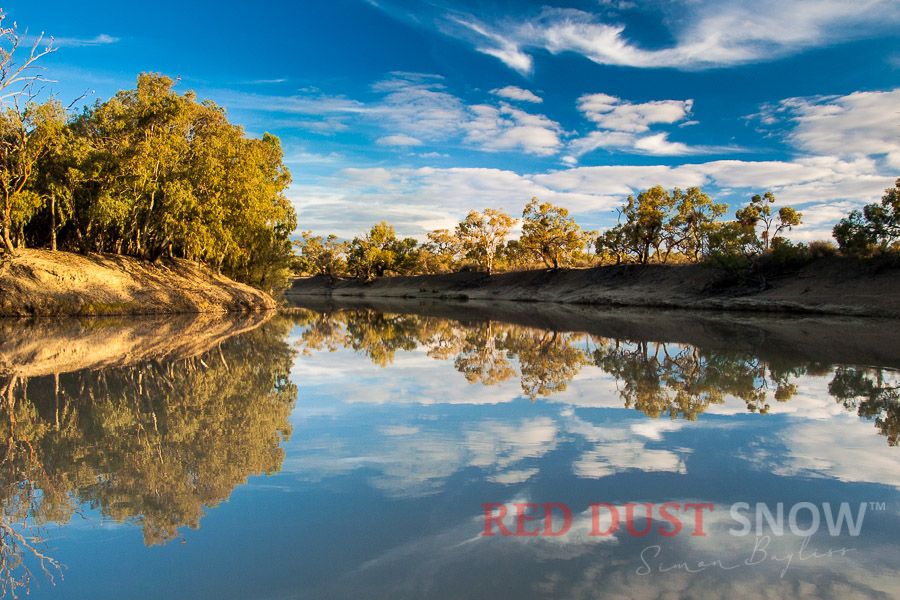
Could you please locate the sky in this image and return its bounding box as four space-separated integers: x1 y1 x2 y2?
9 0 900 240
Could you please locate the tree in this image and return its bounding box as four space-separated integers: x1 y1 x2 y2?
3 73 298 289
519 197 591 269
0 99 66 254
666 187 727 261
346 221 418 280
833 179 900 255
294 232 348 276
705 220 760 270
595 224 631 265
618 186 676 264
419 228 461 274
455 208 515 274
0 12 55 100
735 191 802 250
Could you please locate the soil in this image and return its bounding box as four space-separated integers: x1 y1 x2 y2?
0 249 276 317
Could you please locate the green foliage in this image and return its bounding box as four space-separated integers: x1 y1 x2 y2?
346 221 419 280
595 186 727 265
0 99 67 253
735 191 802 250
2 74 297 291
833 179 900 255
520 197 592 269
294 231 348 276
705 191 802 271
455 208 515 274
419 228 461 274
705 221 759 271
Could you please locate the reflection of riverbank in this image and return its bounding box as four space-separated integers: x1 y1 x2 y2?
0 311 272 378
285 301 900 445
286 297 900 369
0 316 297 594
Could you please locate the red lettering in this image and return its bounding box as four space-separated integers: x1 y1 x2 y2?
482 503 512 537
624 502 654 537
590 503 620 536
542 503 572 537
658 502 682 537
514 503 540 537
685 502 714 537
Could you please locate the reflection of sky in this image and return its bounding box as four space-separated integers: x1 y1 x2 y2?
22 321 900 599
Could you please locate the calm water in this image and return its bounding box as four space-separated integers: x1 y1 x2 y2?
1 302 898 599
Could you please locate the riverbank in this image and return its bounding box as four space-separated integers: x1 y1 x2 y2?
0 249 276 316
286 257 900 318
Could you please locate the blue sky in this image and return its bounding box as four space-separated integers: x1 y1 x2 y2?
10 0 900 239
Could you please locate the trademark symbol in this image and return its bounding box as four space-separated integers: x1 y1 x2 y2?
867 502 887 511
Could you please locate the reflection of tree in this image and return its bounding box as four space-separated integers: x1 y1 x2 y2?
502 329 589 400
1 376 65 599
0 318 296 591
289 308 900 445
591 340 802 419
829 367 900 446
454 323 516 386
343 312 421 367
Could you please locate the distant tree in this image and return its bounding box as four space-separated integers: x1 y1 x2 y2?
735 191 802 250
833 179 900 255
594 224 631 265
519 197 591 269
420 228 461 274
705 221 761 270
621 185 675 264
455 208 515 274
346 221 418 280
294 232 347 276
666 187 728 261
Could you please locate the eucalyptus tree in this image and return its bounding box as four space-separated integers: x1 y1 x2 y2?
455 208 515 274
519 197 592 269
833 179 900 255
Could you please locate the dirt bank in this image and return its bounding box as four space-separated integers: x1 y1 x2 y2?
0 249 275 316
286 258 900 318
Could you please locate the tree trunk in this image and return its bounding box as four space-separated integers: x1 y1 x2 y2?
50 195 57 251
2 226 14 256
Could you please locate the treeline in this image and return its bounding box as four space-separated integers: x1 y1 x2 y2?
296 180 900 279
1 73 296 288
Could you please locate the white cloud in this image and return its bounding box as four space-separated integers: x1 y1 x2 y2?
48 33 120 48
377 134 423 147
577 94 693 133
464 103 563 156
292 155 892 239
450 16 534 75
776 88 900 169
568 93 726 158
443 1 900 72
490 86 543 103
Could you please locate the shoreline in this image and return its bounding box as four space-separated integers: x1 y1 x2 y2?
286 258 900 319
0 249 276 317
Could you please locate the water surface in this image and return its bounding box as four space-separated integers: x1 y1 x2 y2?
1 303 898 599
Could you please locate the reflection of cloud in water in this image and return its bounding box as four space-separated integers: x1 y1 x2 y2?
309 499 899 600
285 407 697 497
772 415 900 489
563 410 688 479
